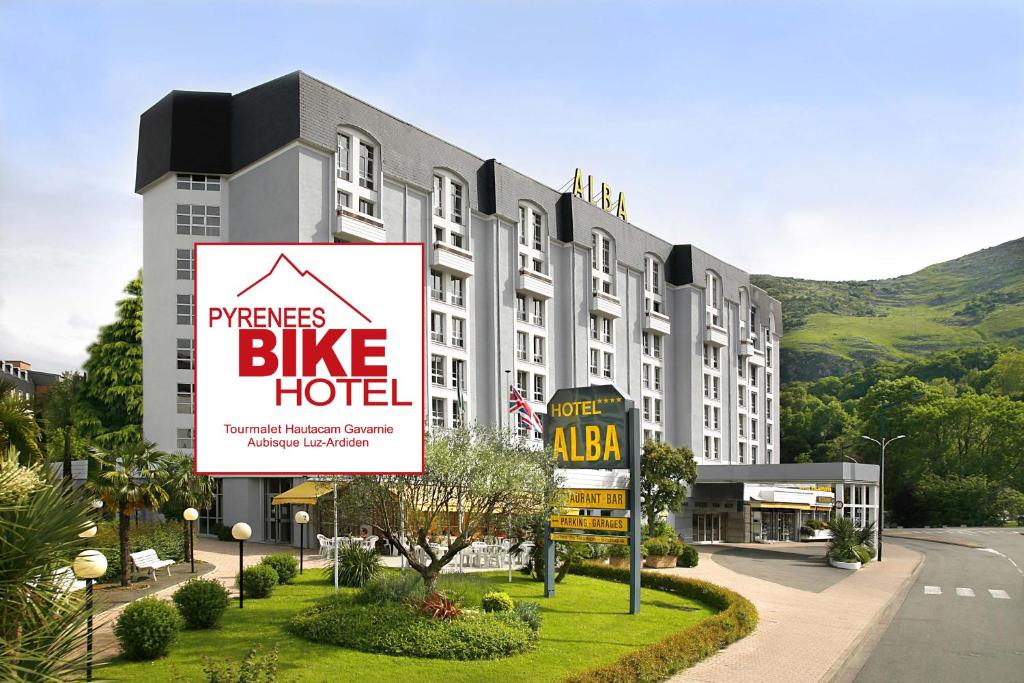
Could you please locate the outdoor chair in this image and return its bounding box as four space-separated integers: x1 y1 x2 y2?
128 549 175 581
316 533 330 557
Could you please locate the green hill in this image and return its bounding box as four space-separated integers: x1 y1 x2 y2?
752 237 1024 382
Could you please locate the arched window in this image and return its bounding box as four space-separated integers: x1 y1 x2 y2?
517 201 547 274
432 168 469 250
644 254 664 313
738 287 749 337
705 270 722 326
591 229 615 295
336 126 380 218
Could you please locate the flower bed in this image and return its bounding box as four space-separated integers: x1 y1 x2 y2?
565 563 758 683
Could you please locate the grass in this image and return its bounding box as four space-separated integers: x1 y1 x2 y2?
96 570 715 682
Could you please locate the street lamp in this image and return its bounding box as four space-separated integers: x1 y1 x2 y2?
295 510 310 574
90 499 104 510
231 522 251 608
78 521 98 538
73 549 107 682
861 433 906 562
183 508 199 573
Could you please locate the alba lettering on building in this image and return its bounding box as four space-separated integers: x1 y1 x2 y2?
551 423 621 464
572 167 628 222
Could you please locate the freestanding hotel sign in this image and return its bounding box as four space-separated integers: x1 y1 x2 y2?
193 243 425 475
543 385 642 614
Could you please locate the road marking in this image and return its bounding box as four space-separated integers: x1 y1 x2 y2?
956 587 975 597
924 585 942 595
989 589 1011 600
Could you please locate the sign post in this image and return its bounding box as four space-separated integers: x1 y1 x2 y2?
543 384 639 613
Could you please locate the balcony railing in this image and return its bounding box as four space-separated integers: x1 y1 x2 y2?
590 290 622 319
644 310 671 335
431 242 474 277
336 207 386 243
704 324 728 348
516 268 554 300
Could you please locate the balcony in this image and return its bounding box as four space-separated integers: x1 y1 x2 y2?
704 324 728 348
336 207 386 243
431 242 474 278
644 310 671 335
748 347 766 367
516 268 554 300
590 291 622 319
739 339 756 356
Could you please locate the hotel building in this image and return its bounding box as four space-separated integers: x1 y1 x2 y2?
136 72 877 546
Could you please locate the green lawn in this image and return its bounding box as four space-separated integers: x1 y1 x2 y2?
96 570 715 682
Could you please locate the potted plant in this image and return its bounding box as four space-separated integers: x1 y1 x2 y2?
643 536 683 568
607 543 629 568
800 518 833 541
826 516 861 570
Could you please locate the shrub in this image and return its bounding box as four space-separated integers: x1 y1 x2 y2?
113 597 184 660
260 553 298 584
213 523 234 542
203 643 279 682
287 599 535 660
803 518 830 531
173 578 230 629
325 545 380 587
607 543 629 558
237 564 278 599
642 536 683 557
481 591 515 613
413 592 462 620
566 564 757 683
853 545 873 564
358 572 423 605
677 545 700 568
513 600 542 632
826 516 859 563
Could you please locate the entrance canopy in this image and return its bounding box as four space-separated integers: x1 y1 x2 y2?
271 481 333 505
695 462 879 485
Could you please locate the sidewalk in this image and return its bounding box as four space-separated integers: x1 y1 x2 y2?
667 542 923 683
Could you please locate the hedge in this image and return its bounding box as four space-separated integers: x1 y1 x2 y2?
564 564 758 683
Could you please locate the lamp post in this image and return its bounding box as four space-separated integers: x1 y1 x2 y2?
183 508 199 573
861 433 906 562
73 550 107 682
231 523 251 608
295 510 310 574
78 521 98 539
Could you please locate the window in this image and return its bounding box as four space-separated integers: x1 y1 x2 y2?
429 270 444 301
518 207 527 245
654 399 663 424
711 346 720 369
766 398 773 419
450 181 463 225
653 335 663 359
336 189 350 208
739 442 746 464
516 370 528 393
336 134 351 180
704 436 711 458
601 318 612 343
177 383 193 414
176 338 193 370
767 372 773 393
766 448 773 463
590 315 598 340
589 349 600 376
176 174 220 191
449 277 464 306
712 406 720 430
431 355 445 386
532 336 545 364
642 363 651 389
767 346 773 368
713 437 721 459
643 333 652 356
703 404 711 428
531 299 545 327
516 295 527 322
431 398 445 428
176 249 193 280
712 376 720 400
430 312 445 344
452 400 464 427
767 424 773 445
738 359 746 379
739 415 746 437
643 397 652 422
738 386 746 408
358 198 375 216
451 359 465 389
751 369 758 388
433 175 444 218
359 142 375 190
533 375 545 402
751 445 758 464
451 317 465 348
654 366 662 391
645 255 662 295
751 392 758 411
176 204 220 237
591 230 614 294
751 419 758 440
176 294 194 325
176 428 193 450
602 352 613 379
703 374 711 398
516 332 528 361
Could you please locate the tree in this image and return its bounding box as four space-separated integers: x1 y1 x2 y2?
343 426 557 594
639 440 697 536
87 439 171 586
42 372 92 480
163 454 216 562
82 274 143 447
1 446 93 680
0 389 42 465
990 350 1024 399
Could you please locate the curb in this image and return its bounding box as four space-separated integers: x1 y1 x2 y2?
882 532 982 549
823 546 926 683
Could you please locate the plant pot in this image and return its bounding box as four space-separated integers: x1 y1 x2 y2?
644 554 678 569
829 558 861 571
608 556 629 569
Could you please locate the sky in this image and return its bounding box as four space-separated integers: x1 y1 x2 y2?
1 0 1022 371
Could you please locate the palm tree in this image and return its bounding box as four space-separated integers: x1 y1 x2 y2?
0 389 42 465
42 372 90 481
164 454 215 563
1 446 94 680
87 440 171 586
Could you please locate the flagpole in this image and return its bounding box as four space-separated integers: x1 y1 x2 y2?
504 369 511 431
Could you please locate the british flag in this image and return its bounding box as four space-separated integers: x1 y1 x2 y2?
508 384 543 433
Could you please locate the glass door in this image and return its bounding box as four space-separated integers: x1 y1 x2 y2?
263 478 293 544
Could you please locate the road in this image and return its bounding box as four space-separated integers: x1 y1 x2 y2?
853 528 1024 683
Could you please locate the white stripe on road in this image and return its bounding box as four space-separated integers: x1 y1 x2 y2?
924 586 942 595
956 587 975 597
989 589 1011 600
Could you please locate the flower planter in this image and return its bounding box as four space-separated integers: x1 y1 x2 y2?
608 556 629 569
644 554 678 569
800 530 833 542
828 558 861 571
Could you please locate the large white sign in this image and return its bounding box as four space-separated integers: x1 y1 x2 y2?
194 243 424 474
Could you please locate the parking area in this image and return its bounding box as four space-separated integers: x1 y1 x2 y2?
696 541 849 592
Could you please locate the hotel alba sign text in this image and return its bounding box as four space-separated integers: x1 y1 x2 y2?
194 243 424 475
544 385 630 469
572 168 628 222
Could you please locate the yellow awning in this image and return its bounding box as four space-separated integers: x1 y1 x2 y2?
271 481 333 505
757 502 812 510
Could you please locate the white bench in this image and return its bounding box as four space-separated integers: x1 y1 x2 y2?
129 549 175 581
